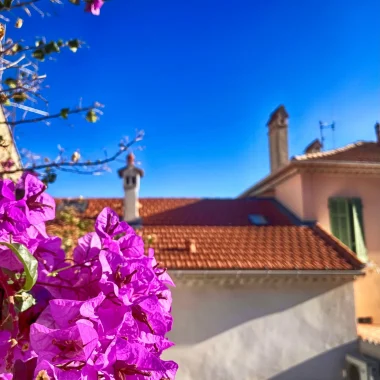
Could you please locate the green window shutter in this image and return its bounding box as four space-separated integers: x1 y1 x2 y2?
328 198 354 250
351 197 368 262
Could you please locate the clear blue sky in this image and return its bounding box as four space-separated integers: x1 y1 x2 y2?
14 0 380 198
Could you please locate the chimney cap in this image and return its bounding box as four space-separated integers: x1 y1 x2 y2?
127 152 135 166
117 153 144 178
267 105 289 127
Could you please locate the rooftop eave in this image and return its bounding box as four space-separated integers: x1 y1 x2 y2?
170 269 364 286
238 162 299 198
171 269 364 276
238 160 380 198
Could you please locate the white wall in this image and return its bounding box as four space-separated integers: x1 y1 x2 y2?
163 278 358 380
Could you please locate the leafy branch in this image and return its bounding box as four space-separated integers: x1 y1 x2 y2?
0 0 41 11
0 104 100 126
0 0 121 185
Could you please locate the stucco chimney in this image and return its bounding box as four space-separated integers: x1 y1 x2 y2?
375 122 380 144
117 153 144 224
267 105 289 173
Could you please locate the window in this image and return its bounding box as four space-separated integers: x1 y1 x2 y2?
125 177 130 185
132 176 136 185
328 197 367 262
248 214 268 226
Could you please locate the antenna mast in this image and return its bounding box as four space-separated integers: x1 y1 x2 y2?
319 121 336 151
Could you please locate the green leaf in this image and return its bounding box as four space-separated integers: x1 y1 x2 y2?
12 92 27 103
47 172 57 184
57 39 64 47
15 292 36 312
44 41 60 54
3 0 13 9
41 172 57 186
60 108 70 119
32 49 45 62
0 243 38 291
11 44 23 54
69 0 80 4
68 39 80 53
4 78 17 88
86 110 98 123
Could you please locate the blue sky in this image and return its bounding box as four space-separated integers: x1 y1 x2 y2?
14 0 380 198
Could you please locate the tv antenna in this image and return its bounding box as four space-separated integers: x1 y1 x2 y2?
319 121 336 151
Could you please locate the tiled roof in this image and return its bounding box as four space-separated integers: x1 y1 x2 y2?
293 141 380 163
55 198 292 226
358 324 380 345
48 198 364 271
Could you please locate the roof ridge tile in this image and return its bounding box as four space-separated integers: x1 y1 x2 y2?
293 141 367 161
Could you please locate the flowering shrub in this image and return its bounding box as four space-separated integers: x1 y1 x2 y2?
0 174 177 379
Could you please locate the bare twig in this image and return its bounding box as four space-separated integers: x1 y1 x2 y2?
0 132 143 175
0 54 26 70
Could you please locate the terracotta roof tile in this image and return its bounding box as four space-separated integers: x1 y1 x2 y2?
55 198 292 226
48 198 364 272
293 141 380 163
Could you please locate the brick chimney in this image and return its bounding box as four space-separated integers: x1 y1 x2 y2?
117 153 144 224
267 105 289 173
375 122 380 145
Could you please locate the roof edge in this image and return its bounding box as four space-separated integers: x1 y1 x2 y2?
238 162 299 198
170 269 364 276
293 141 367 161
312 223 365 270
238 159 380 198
269 198 315 226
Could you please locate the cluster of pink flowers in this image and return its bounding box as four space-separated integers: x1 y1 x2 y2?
0 174 177 379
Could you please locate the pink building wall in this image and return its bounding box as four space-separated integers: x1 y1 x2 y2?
276 173 380 322
275 173 305 218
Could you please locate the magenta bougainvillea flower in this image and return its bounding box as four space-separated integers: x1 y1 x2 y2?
0 173 177 379
18 173 55 225
85 0 104 16
0 180 15 204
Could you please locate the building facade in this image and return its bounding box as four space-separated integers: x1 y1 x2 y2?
50 157 364 379
240 107 380 325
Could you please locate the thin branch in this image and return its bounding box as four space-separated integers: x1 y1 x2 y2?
56 166 103 175
0 134 142 175
0 40 23 57
0 105 95 126
0 84 36 94
0 54 26 70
